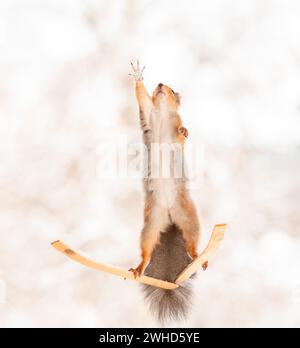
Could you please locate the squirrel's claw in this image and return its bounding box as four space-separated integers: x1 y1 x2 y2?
129 59 145 81
130 61 137 73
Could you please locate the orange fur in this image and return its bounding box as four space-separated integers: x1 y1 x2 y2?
129 79 200 278
135 81 153 114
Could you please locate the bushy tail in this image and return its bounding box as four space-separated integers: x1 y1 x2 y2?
143 224 193 323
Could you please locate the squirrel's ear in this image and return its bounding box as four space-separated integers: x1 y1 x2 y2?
175 93 181 105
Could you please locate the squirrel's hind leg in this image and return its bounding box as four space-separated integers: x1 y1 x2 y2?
171 193 201 261
129 227 160 279
129 205 169 278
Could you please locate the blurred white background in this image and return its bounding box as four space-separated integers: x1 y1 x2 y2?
0 0 300 328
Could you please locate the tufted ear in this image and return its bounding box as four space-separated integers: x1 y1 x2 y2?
174 92 181 105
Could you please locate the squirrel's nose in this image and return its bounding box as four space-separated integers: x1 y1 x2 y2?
158 83 163 88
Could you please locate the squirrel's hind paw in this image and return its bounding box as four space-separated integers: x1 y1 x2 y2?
128 266 143 279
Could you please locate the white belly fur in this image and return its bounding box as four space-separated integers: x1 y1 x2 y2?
150 108 179 209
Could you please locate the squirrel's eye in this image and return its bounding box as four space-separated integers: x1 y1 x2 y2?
171 89 175 94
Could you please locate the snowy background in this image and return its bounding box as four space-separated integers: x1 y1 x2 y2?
0 0 300 328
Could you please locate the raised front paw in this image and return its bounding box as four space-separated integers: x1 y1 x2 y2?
129 60 145 82
178 126 189 138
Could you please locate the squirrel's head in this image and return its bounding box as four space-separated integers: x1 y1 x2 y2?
152 83 181 111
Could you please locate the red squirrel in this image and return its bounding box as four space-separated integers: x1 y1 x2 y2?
128 61 201 322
